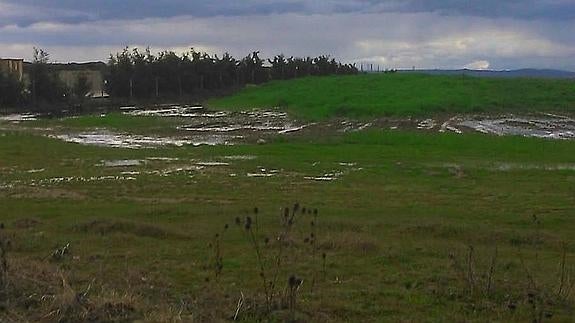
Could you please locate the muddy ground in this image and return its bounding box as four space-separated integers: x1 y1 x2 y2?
2 105 575 150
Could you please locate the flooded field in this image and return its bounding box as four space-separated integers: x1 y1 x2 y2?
50 131 234 148
2 106 575 151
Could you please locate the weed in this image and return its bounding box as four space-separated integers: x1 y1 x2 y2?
208 224 228 282
0 223 8 306
448 216 574 321
212 204 327 320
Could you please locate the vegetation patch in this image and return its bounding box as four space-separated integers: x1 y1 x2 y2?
208 73 575 119
74 219 188 240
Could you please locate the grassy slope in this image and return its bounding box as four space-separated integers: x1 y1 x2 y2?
208 73 575 119
1 130 575 321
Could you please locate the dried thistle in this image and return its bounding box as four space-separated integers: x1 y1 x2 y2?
245 216 252 230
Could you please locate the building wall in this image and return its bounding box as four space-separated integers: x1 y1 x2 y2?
58 70 106 97
0 59 24 81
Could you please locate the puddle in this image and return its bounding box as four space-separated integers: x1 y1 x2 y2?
99 160 145 167
247 173 275 177
0 114 38 122
493 163 575 171
49 131 234 148
179 124 293 132
125 106 309 136
121 171 140 175
416 114 575 139
456 115 575 139
146 157 180 161
42 106 310 148
122 105 226 118
196 162 230 166
435 162 575 172
417 119 436 130
0 183 14 190
29 175 137 186
304 176 337 181
26 169 45 173
149 165 205 176
278 125 311 134
222 155 257 161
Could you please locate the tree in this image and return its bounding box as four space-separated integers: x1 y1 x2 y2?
29 47 69 106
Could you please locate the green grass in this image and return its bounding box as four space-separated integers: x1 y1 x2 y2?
1 127 575 321
208 73 575 119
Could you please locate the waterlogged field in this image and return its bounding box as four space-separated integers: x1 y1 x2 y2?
1 104 575 322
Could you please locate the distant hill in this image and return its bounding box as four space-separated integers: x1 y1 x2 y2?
399 68 575 79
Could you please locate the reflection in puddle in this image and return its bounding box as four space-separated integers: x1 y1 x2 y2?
247 173 275 177
0 114 38 122
50 131 235 148
99 160 145 167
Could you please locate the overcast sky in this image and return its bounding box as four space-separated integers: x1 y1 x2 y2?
1 0 574 70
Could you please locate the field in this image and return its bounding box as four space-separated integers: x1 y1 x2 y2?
208 73 575 119
1 74 575 322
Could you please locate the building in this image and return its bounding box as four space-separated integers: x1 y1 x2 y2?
22 61 109 98
0 58 24 81
58 69 107 98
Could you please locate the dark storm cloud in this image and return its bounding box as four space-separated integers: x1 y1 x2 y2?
1 0 574 27
0 1 573 70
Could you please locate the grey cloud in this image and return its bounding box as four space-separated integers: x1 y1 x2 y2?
1 0 574 27
1 12 574 71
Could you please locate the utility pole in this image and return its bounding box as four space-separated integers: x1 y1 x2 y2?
155 77 159 98
129 78 133 100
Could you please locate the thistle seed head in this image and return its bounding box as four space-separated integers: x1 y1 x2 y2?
245 216 252 230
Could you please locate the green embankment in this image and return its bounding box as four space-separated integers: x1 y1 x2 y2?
208 73 575 119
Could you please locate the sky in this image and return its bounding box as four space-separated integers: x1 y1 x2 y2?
0 0 574 71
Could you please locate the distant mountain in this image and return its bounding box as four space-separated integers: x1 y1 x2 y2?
398 68 575 79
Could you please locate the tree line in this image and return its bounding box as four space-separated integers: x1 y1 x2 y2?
106 48 358 99
0 47 358 109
